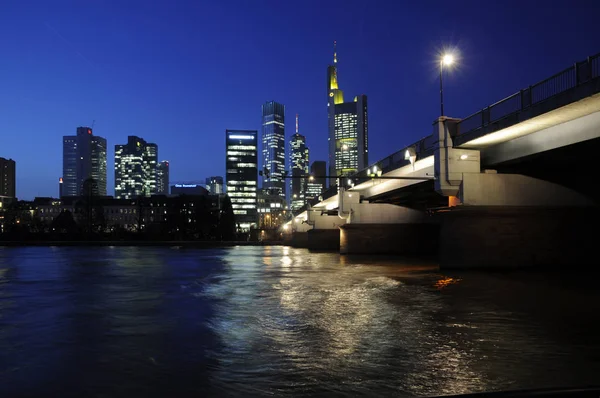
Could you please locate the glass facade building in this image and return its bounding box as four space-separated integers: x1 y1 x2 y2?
114 136 158 199
156 160 170 195
290 133 309 212
261 101 286 199
310 160 327 190
62 127 107 197
226 130 258 231
0 157 16 206
327 43 368 185
206 176 224 194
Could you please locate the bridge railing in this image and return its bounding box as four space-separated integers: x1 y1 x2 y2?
456 52 600 140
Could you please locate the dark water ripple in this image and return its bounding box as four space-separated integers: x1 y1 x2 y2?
0 246 599 397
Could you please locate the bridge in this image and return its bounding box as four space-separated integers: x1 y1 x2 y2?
283 52 600 269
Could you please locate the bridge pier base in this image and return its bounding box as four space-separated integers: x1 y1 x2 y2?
307 229 340 251
289 232 309 248
340 223 439 255
438 206 598 269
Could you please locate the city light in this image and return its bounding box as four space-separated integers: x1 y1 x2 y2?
442 53 454 66
229 134 254 140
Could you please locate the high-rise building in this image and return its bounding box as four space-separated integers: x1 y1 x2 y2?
114 136 158 199
257 188 287 229
206 176 224 194
310 160 327 189
0 157 16 206
261 101 286 199
305 182 323 202
226 130 258 231
327 42 368 185
157 160 170 195
62 127 107 197
290 130 309 212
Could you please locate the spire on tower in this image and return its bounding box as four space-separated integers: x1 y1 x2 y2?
296 114 299 134
333 40 337 64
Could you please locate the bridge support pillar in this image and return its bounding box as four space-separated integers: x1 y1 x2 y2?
340 223 438 255
339 202 439 255
438 206 598 269
289 231 309 248
437 172 597 269
307 229 340 251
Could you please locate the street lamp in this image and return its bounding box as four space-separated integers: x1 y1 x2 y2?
440 52 455 117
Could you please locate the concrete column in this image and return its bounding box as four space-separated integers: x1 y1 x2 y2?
339 202 439 255
307 229 340 251
340 223 439 255
289 231 309 248
438 206 598 269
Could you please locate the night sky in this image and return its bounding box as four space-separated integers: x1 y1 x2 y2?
1 0 598 199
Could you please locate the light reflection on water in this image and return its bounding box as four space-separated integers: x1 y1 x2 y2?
0 246 599 397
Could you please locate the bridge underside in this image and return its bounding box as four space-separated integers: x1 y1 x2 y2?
490 136 600 203
366 180 448 210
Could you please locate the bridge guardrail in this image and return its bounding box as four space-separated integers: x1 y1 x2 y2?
456 52 600 143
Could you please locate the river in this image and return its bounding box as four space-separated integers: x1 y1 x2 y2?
0 246 599 397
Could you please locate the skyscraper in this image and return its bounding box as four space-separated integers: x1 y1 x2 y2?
0 157 16 206
156 160 170 195
261 101 286 198
206 176 224 194
114 136 158 199
226 130 258 231
327 42 368 185
62 127 107 197
290 127 309 212
310 160 327 189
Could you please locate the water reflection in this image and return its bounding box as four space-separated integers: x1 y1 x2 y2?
1 246 599 397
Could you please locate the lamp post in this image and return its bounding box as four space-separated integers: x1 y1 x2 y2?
440 53 454 117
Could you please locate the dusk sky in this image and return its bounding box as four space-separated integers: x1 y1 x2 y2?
1 0 598 199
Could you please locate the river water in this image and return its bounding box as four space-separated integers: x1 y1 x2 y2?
0 246 599 397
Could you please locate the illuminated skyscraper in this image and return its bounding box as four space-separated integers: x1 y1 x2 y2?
261 101 286 198
290 121 309 212
156 160 170 195
62 127 107 197
206 176 224 194
0 157 16 206
226 130 258 231
114 136 158 199
327 41 368 186
310 160 327 189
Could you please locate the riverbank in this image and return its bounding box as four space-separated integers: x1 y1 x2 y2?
0 240 285 247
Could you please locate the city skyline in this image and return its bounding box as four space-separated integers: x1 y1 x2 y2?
1 1 598 199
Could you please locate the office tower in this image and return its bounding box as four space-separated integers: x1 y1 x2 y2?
261 101 286 198
157 160 170 195
257 188 287 229
62 127 107 197
305 182 323 202
327 41 368 185
290 130 309 212
0 157 16 205
114 136 158 199
226 130 258 231
206 176 224 194
310 160 327 189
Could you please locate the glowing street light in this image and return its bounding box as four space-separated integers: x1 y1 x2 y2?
440 52 456 117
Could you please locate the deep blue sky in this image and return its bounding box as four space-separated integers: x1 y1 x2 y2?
1 0 598 199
